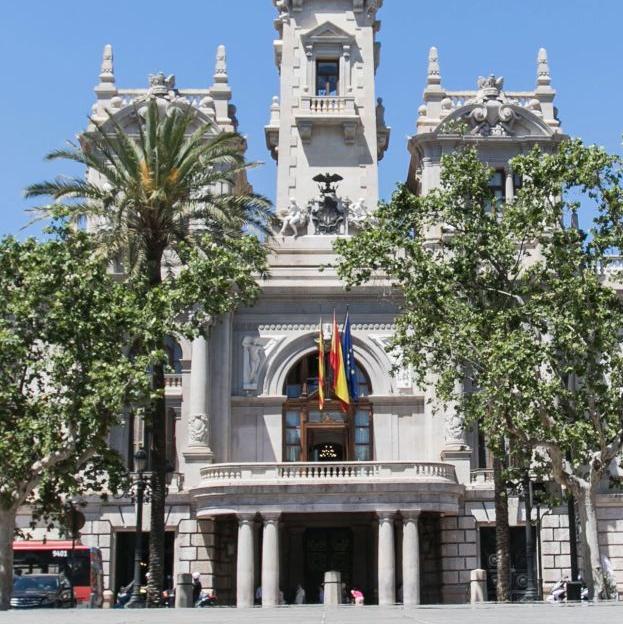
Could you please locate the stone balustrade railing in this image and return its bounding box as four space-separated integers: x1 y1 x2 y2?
201 461 457 483
165 373 183 388
470 468 494 485
299 96 357 115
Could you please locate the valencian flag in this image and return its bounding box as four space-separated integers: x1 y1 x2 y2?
330 311 350 412
341 311 359 401
318 318 326 410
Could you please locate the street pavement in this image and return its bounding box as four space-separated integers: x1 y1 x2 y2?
1 603 622 624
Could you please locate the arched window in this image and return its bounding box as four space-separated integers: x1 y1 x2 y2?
164 336 183 374
282 352 373 463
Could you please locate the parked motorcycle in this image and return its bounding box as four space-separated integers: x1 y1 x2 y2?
195 591 217 607
547 577 589 602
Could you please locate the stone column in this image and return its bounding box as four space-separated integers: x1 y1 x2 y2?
505 169 514 202
261 513 281 607
185 334 213 460
377 512 396 606
402 512 421 606
236 514 255 608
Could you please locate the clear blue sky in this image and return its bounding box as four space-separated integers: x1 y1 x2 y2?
1 0 622 236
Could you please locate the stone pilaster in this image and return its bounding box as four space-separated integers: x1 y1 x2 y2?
184 334 213 462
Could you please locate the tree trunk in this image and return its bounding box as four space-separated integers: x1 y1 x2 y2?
575 484 604 600
493 454 510 602
0 507 16 611
146 251 166 608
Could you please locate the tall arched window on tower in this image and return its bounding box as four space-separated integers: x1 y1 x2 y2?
164 336 183 373
283 352 372 462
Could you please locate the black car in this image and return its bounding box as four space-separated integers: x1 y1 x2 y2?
11 574 74 609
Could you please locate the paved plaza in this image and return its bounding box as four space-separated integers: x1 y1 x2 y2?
0 604 622 624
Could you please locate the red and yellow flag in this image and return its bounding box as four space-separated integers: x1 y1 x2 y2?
329 312 350 412
318 318 325 410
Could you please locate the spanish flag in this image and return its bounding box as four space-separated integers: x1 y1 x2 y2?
330 311 350 412
318 318 325 410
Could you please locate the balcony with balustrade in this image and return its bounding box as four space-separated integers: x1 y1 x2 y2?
192 460 463 517
295 95 359 144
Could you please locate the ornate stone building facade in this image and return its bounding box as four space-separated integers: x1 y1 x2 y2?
15 0 623 606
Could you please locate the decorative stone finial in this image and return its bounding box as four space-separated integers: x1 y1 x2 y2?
214 44 228 84
427 46 441 86
99 44 115 84
476 74 504 99
148 72 175 96
269 96 280 124
537 47 551 86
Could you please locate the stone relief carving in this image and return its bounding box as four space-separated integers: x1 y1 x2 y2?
242 336 284 390
309 173 346 235
370 335 413 390
348 198 369 230
462 75 518 137
188 413 210 447
274 0 290 21
279 198 308 238
148 72 176 96
444 408 465 445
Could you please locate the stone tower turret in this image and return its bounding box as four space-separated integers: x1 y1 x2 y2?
266 0 389 265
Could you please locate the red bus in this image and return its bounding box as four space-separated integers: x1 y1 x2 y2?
13 541 104 607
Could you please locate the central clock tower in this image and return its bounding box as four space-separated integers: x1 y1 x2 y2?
265 0 389 261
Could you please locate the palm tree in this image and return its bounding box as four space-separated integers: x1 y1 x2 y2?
26 99 274 605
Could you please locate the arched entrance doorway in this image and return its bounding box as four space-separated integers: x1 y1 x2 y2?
282 352 373 462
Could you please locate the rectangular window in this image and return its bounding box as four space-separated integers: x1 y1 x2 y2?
485 169 506 214
284 410 302 461
353 409 372 461
316 60 339 96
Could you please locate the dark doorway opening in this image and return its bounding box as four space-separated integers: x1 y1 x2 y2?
480 525 537 601
419 514 442 604
303 527 352 603
114 531 175 593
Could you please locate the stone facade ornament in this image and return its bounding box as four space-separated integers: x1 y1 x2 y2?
460 74 518 137
242 336 284 391
444 408 465 446
309 173 346 235
214 44 228 83
370 335 413 390
427 46 441 86
188 412 211 446
274 0 290 21
537 47 551 86
279 198 308 238
148 72 176 96
348 198 368 230
99 44 115 84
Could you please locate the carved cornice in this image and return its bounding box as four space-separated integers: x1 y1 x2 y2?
256 322 395 332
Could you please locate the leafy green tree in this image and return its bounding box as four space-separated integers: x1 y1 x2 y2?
0 227 146 610
25 100 272 605
335 141 623 600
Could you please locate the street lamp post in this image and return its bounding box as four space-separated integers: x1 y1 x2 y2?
523 473 538 601
125 448 148 609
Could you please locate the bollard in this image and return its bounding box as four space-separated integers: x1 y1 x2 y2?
470 568 487 603
175 573 193 608
102 589 114 608
323 570 341 606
